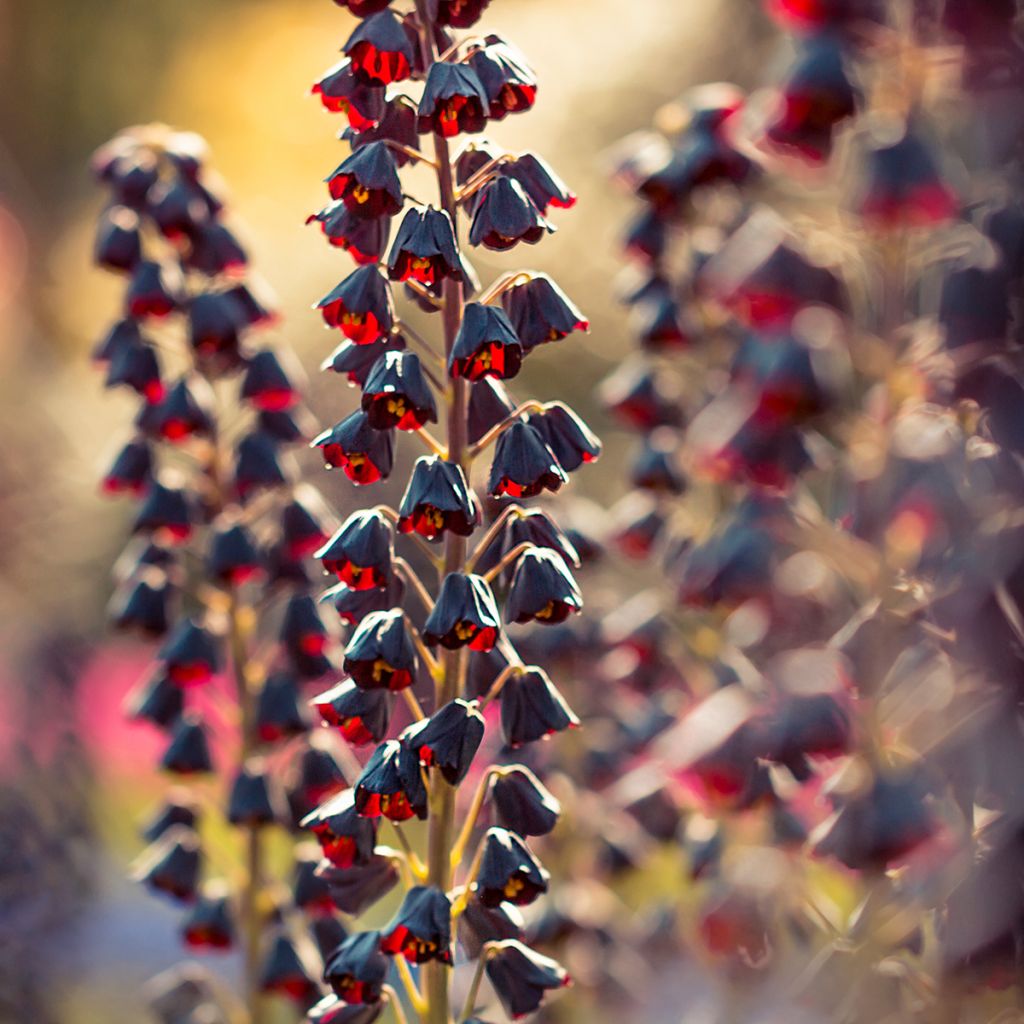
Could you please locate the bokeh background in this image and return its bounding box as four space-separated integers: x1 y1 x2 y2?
0 1 781 1020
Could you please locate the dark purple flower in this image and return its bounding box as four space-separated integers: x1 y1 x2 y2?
241 349 300 412
505 548 582 625
313 59 387 129
467 37 537 120
485 940 570 1019
435 0 492 28
525 402 601 472
343 608 417 691
159 618 220 686
487 421 567 499
417 62 489 138
308 203 392 264
343 10 416 86
491 765 560 836
449 302 523 381
161 715 214 775
476 827 549 907
423 572 501 651
126 260 180 319
403 698 484 785
324 931 389 1004
317 265 395 344
181 885 235 950
227 763 283 827
469 177 552 251
343 96 420 165
312 679 392 746
380 886 453 964
95 206 142 272
398 455 481 541
124 669 184 728
503 153 575 213
259 931 320 1005
501 274 588 351
316 509 394 590
362 351 438 430
500 667 578 747
387 206 461 286
101 438 153 496
301 789 378 868
134 825 201 903
313 410 394 484
354 739 428 821
207 523 262 587
326 142 404 218
132 480 193 543
323 335 406 387
316 854 400 916
255 671 311 743
468 377 518 446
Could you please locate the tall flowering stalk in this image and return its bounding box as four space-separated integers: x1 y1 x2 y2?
305 2 594 1023
92 126 343 1023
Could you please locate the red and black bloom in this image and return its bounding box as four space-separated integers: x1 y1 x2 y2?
161 714 214 775
485 940 570 1020
459 898 525 959
505 548 583 625
316 509 394 590
126 260 181 319
503 153 575 213
387 206 461 286
354 739 428 820
487 421 567 499
417 62 489 138
227 763 282 828
322 573 405 627
474 508 580 582
95 206 142 272
435 0 492 28
233 430 290 499
143 378 214 443
316 854 400 917
343 10 416 87
102 438 153 496
312 679 392 746
631 435 688 494
491 765 561 837
241 349 300 412
159 618 221 686
301 788 378 868
324 335 406 388
207 522 263 586
259 932 320 1004
181 884 234 949
313 59 387 129
313 410 394 484
402 698 484 785
308 203 392 264
526 402 601 473
467 37 537 120
362 351 438 430
500 667 578 747
449 302 523 381
132 480 193 543
280 591 331 661
317 265 395 344
343 608 418 691
343 95 419 166
124 668 183 727
398 455 481 540
468 377 518 446
501 273 588 351
326 142 404 218
476 827 549 907
380 885 453 964
105 334 163 403
281 490 334 560
134 825 201 903
333 0 392 16
255 671 311 743
469 176 552 251
324 931 389 1005
423 572 501 651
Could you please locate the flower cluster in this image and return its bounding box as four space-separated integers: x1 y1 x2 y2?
303 2 595 1022
92 125 346 1020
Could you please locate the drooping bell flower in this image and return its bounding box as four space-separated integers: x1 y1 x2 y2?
343 10 415 86
398 455 482 541
459 898 525 959
485 940 570 1020
312 679 392 746
623 207 667 263
132 480 193 543
147 178 216 239
505 548 583 625
326 143 404 219
468 377 518 445
259 931 320 1005
95 206 141 272
317 509 394 590
324 335 406 387
759 688 853 780
105 334 163 402
467 37 537 120
102 437 153 496
449 302 524 381
500 667 578 747
491 766 560 837
161 715 214 775
503 153 575 213
324 931 389 1004
436 0 491 28
241 349 300 412
124 669 184 728
387 205 461 286
465 637 517 700
316 854 400 916
354 739 428 820
126 260 180 319
233 431 291 500
289 739 348 814
487 421 567 499
476 827 550 907
764 35 858 164
362 351 438 430
293 847 336 917
308 202 392 264
187 291 245 369
281 489 334 560
227 763 283 828
631 290 696 350
380 886 453 964
301 789 378 868
94 316 146 365
133 825 201 903
469 177 552 251
423 572 501 651
181 884 235 949
159 618 220 686
403 698 484 785
344 96 419 166
186 221 248 276
313 410 394 484
93 139 158 207
142 793 199 844
259 407 314 445
317 265 395 344
344 608 418 690
281 592 331 660
417 62 489 138
474 508 580 582
313 59 387 129
322 574 406 627
526 402 601 473
501 274 588 351
256 671 311 743
631 436 688 494
140 377 214 443
207 523 263 586
856 125 958 230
